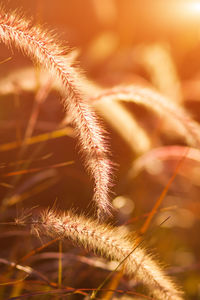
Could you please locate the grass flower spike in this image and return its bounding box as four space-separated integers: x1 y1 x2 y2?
32 209 183 300
0 7 113 216
92 85 200 147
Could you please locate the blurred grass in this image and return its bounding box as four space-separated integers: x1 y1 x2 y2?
0 1 200 299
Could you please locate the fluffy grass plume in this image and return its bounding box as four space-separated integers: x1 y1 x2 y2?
31 209 183 300
0 6 113 217
92 85 200 147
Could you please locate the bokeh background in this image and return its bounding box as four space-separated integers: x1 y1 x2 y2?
1 0 200 299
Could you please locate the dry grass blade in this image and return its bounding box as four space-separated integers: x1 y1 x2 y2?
0 275 28 286
1 176 59 208
23 79 52 142
2 161 73 177
0 56 12 64
0 258 51 285
140 148 188 235
0 128 74 152
97 270 123 300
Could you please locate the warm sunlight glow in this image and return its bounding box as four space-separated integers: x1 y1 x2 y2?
191 2 200 12
182 1 200 16
168 1 200 22
187 1 200 14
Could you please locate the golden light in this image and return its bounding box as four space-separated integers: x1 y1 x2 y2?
187 1 200 14
159 1 200 24
189 2 200 14
179 1 200 18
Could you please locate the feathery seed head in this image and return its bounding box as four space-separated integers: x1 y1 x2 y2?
0 6 113 217
32 209 184 300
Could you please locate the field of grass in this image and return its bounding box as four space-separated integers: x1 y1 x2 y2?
0 1 200 299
